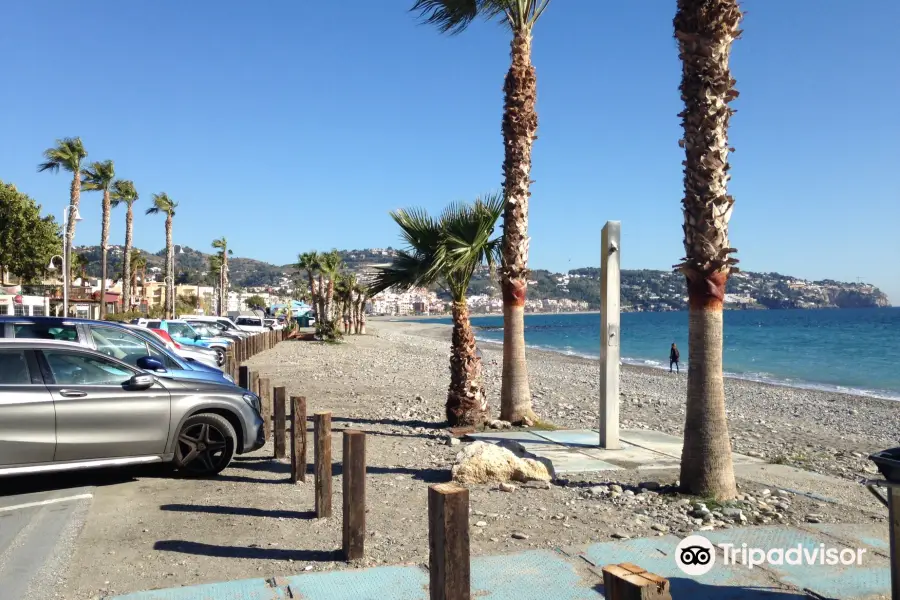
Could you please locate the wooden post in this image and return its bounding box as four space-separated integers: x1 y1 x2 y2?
238 365 252 391
250 370 259 401
257 377 272 442
342 430 366 560
225 348 234 379
428 483 470 600
600 220 621 449
290 396 307 483
314 412 332 518
890 487 900 600
601 563 671 600
273 386 287 459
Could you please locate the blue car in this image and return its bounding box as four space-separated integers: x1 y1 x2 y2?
0 316 236 387
145 319 232 367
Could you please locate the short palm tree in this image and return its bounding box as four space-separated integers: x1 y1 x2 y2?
317 250 343 325
145 193 178 318
211 237 233 316
412 0 551 425
38 137 88 294
673 0 743 500
353 280 369 334
81 160 116 318
111 180 138 312
129 249 147 303
369 193 503 427
297 251 322 323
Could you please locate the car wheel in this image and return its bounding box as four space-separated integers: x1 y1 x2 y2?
214 347 226 366
174 413 236 476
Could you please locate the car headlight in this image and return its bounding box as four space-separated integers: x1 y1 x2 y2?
242 393 261 413
223 373 235 383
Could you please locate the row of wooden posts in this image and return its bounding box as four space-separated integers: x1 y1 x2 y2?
231 329 670 600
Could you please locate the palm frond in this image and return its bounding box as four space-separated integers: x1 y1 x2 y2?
146 192 176 216
437 191 504 278
37 137 87 173
110 179 138 208
81 160 116 192
367 250 437 296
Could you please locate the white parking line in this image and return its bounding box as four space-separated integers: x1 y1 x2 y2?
0 493 93 513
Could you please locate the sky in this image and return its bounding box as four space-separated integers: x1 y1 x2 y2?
2 1 898 303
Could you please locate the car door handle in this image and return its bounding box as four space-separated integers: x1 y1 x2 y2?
59 389 88 398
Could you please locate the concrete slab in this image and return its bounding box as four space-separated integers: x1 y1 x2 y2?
703 526 892 600
110 577 292 599
577 445 681 471
527 448 622 474
532 429 601 448
805 523 891 557
286 565 429 600
471 550 600 599
580 536 798 599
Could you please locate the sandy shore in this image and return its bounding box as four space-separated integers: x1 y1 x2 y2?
372 317 899 481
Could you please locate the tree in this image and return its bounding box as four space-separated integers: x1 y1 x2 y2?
369 193 503 427
81 160 116 318
0 181 62 284
412 0 551 425
38 137 87 295
245 294 266 310
212 237 233 316
673 0 743 500
129 249 147 305
317 250 343 325
111 180 139 312
298 251 322 323
146 193 178 319
353 280 369 334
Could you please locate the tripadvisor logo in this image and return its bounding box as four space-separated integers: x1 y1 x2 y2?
675 534 867 575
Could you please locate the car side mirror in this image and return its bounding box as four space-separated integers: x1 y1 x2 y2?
194 334 201 341
136 356 166 373
128 373 155 390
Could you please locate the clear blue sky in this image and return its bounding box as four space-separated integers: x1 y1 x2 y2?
2 1 898 303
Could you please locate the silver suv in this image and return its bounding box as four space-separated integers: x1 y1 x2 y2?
0 339 265 478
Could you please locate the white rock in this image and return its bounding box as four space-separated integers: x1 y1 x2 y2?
452 442 551 484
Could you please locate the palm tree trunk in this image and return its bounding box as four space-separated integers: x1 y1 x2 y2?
99 190 111 319
447 301 487 427
122 205 133 312
358 294 367 335
326 280 335 324
499 31 538 425
317 274 325 323
674 0 742 500
65 172 81 298
165 215 173 318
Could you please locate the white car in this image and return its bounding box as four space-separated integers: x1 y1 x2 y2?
178 315 250 338
232 315 267 333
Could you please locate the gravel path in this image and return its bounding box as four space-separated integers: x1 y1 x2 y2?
56 319 895 598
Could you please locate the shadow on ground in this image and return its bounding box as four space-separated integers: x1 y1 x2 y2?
0 464 174 497
595 578 816 599
229 456 451 483
154 540 340 562
160 503 315 519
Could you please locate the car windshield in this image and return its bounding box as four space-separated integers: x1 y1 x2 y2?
235 317 260 326
167 322 199 338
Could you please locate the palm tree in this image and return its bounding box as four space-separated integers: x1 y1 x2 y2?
674 0 743 500
370 193 503 427
145 193 178 319
411 0 551 425
81 160 116 318
211 237 233 316
353 280 369 334
38 137 88 296
129 249 147 306
318 250 343 325
111 180 138 312
297 251 320 318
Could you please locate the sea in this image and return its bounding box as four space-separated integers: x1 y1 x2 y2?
408 308 900 401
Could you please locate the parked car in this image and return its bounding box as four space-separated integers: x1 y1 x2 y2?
233 315 267 333
0 316 235 386
185 319 243 343
143 320 231 367
179 315 250 338
127 326 220 370
0 339 264 478
264 318 284 331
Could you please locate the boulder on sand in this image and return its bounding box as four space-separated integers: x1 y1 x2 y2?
451 441 552 484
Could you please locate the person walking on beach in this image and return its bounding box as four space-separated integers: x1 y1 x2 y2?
669 343 680 374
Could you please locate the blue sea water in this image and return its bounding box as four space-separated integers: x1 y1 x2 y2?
412 308 900 400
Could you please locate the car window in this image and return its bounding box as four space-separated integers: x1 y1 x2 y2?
129 329 183 370
146 321 162 329
236 317 260 326
147 343 181 369
14 322 78 341
90 327 151 365
167 323 197 338
0 349 30 384
43 350 133 386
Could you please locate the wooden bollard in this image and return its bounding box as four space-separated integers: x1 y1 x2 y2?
290 396 307 483
250 370 259 400
314 412 332 518
342 430 366 560
257 377 272 442
601 564 671 600
428 483 470 600
273 386 287 459
238 365 252 391
225 348 235 380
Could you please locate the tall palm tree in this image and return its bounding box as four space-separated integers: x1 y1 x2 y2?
353 281 369 335
81 160 116 318
38 137 88 296
129 249 147 304
297 251 321 323
674 0 743 500
318 250 343 325
145 193 178 319
111 180 138 312
370 193 503 427
211 237 232 316
412 0 551 425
